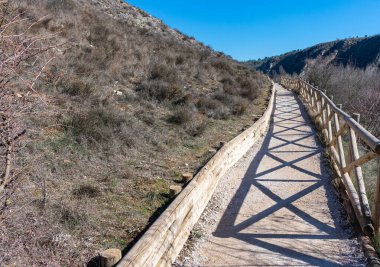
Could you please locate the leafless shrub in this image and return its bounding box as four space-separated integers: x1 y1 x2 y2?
185 115 207 137
167 106 193 124
150 63 178 83
59 76 94 97
0 1 57 209
232 98 249 115
63 105 133 146
197 97 229 119
72 184 100 199
221 77 235 94
137 80 183 101
237 77 259 100
211 58 234 74
46 0 75 11
55 202 88 230
304 60 380 137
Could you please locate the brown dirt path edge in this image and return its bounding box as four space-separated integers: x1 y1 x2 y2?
176 84 366 266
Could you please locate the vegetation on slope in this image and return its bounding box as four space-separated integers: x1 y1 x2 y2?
0 0 271 265
304 60 380 137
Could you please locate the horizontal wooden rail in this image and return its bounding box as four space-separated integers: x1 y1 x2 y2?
281 77 380 236
117 82 277 267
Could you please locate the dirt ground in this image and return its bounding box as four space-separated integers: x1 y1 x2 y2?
176 84 366 266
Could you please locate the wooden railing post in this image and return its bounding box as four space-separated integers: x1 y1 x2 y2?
373 162 380 232
334 104 346 167
348 113 374 234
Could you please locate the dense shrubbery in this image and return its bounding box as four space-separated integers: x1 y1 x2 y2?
303 60 380 137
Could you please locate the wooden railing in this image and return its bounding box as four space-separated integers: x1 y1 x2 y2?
281 77 380 236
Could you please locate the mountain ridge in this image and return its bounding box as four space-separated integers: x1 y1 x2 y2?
247 34 380 75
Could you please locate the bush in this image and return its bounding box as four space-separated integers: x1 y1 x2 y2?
63 106 130 144
150 63 178 83
185 115 207 136
196 98 230 119
72 184 100 199
167 106 193 124
221 77 235 94
238 78 259 100
232 98 248 115
304 61 380 137
175 55 185 65
60 77 94 97
211 59 234 74
54 203 87 230
137 80 183 101
46 0 75 11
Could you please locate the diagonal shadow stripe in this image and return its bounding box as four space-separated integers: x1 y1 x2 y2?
250 181 336 234
272 125 311 135
214 181 335 236
236 234 342 266
264 152 323 179
253 151 322 179
270 135 317 151
274 116 305 124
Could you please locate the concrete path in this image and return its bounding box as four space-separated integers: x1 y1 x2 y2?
179 84 365 266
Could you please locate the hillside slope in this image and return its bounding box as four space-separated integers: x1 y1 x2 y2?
0 0 271 265
247 35 380 75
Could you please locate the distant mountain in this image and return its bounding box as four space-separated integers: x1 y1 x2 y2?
247 35 380 75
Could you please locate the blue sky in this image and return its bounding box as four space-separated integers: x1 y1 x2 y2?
126 0 380 61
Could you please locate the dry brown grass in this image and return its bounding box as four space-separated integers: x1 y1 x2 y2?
0 0 272 265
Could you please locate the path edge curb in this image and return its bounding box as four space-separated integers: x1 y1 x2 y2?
116 81 277 267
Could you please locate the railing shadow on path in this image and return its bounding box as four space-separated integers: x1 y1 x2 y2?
211 89 351 266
